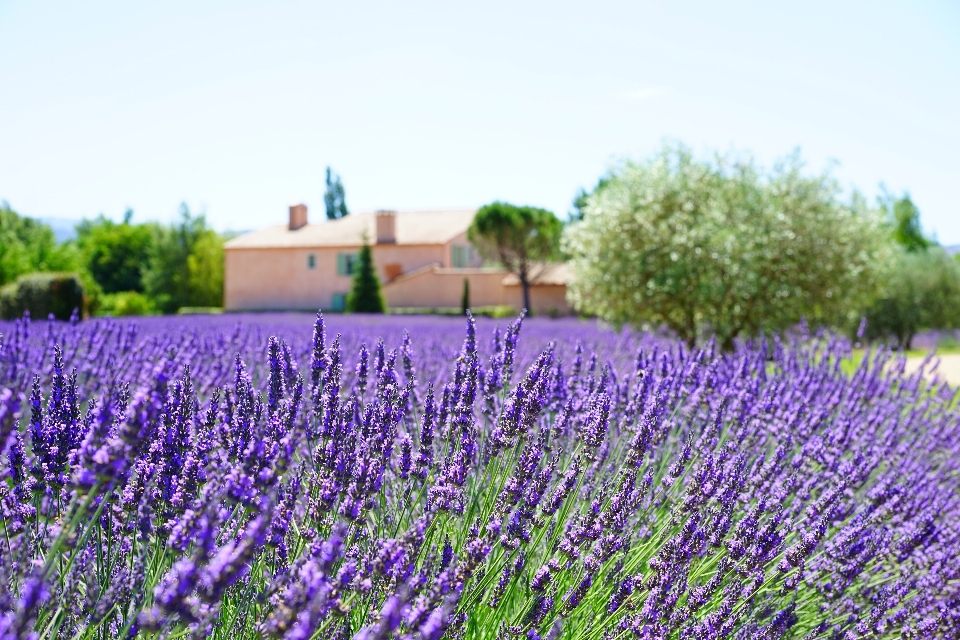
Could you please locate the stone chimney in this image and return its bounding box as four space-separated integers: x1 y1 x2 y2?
376 210 397 244
289 204 308 230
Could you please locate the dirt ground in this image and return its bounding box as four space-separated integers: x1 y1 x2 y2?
905 353 960 388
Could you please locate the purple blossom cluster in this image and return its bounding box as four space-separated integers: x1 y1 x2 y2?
0 310 958 639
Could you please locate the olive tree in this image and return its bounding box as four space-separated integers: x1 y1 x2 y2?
563 144 892 349
861 247 960 349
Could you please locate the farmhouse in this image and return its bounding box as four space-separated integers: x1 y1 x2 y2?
223 205 572 315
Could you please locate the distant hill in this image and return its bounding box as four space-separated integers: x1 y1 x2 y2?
945 245 960 256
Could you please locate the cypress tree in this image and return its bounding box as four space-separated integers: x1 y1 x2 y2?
346 239 385 313
461 278 470 315
324 167 349 220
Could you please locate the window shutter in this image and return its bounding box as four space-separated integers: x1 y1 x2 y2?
337 253 347 276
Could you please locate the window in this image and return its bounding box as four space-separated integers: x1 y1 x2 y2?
337 253 358 276
452 244 468 268
331 292 347 311
307 254 316 269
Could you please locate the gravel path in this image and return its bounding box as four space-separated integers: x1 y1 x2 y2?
905 353 960 388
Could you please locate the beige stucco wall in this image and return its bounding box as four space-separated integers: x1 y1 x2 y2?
383 270 508 308
225 247 349 310
505 284 571 316
371 243 447 277
443 232 485 268
225 243 451 310
382 268 573 315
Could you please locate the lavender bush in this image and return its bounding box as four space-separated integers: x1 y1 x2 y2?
1 311 958 639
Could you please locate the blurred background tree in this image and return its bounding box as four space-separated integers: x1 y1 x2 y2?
861 248 960 349
75 209 157 294
468 201 562 314
859 193 960 348
569 175 610 222
885 192 931 253
142 204 225 314
1 201 82 286
563 144 892 349
324 166 349 220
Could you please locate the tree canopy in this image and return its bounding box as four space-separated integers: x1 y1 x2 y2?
0 201 81 286
861 247 960 349
884 193 931 253
76 210 157 294
467 202 562 314
563 144 891 349
142 204 224 313
858 196 960 348
324 167 349 220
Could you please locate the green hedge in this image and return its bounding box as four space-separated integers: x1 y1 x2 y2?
389 305 517 318
97 291 156 317
0 272 86 320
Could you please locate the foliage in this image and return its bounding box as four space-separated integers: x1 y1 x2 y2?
882 192 931 253
387 305 517 317
0 201 83 286
142 204 225 314
324 166 349 220
184 227 225 309
177 307 224 315
0 272 85 319
563 144 892 349
468 201 562 315
346 239 385 313
861 246 960 349
76 209 157 294
96 290 157 317
569 175 610 222
0 313 958 638
461 277 470 315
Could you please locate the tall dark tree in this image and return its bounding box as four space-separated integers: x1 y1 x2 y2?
468 202 562 315
460 278 470 316
324 167 349 220
346 238 385 313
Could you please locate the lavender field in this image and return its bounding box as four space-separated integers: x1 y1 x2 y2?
1 312 959 639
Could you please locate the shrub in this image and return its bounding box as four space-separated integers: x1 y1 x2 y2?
0 271 85 319
177 306 223 315
96 290 157 317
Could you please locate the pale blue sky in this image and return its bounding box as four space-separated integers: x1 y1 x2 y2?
1 1 958 242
